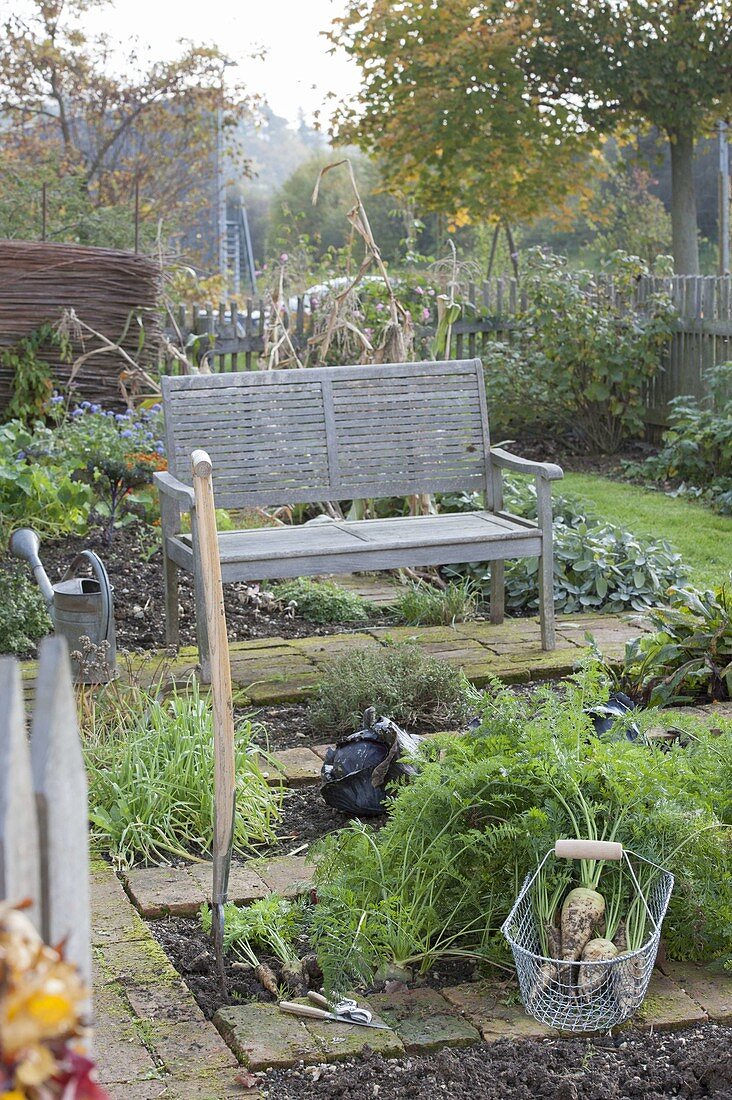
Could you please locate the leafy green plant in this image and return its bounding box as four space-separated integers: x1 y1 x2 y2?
0 420 93 541
625 364 732 514
621 582 732 706
442 479 686 614
201 895 304 966
310 666 731 995
396 579 479 626
308 642 472 734
81 678 282 866
0 560 52 656
270 577 371 624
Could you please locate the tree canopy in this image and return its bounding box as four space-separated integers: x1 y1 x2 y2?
331 0 732 272
0 0 252 255
328 0 598 231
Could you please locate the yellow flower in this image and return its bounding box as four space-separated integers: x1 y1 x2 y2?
1 1090 27 1099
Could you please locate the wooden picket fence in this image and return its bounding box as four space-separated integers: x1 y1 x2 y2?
0 637 91 989
162 274 732 426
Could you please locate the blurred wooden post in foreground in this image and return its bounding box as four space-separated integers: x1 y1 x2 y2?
0 637 92 991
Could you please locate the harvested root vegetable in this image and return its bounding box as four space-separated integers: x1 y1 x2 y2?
254 961 279 997
529 923 562 1003
280 958 307 997
560 887 605 962
578 937 617 1000
613 921 627 954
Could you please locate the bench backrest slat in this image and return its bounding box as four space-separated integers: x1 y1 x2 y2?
162 360 491 508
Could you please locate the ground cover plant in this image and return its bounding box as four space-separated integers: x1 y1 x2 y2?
620 582 732 706
308 642 473 735
563 472 732 590
307 665 731 995
270 577 371 624
80 676 282 866
623 364 732 515
443 478 686 614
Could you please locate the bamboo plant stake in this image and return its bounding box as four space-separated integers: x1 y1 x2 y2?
191 448 235 991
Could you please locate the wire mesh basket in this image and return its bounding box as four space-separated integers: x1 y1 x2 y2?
501 839 674 1032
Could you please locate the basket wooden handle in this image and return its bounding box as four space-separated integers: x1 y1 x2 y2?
555 839 623 861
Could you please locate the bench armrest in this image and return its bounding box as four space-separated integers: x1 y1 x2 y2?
154 470 195 509
490 448 564 482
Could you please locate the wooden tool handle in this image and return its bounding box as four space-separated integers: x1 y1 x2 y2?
191 449 235 908
307 992 331 1009
555 839 623 861
279 1001 331 1020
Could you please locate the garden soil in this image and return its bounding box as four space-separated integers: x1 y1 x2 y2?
262 1023 732 1099
37 524 393 654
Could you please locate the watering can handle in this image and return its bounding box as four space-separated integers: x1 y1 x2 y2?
62 551 113 643
555 839 623 861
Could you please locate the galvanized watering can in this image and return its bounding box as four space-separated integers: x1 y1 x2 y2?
9 528 117 683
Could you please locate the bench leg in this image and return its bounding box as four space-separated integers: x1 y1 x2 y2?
538 551 555 651
162 543 180 649
191 512 211 683
490 561 505 625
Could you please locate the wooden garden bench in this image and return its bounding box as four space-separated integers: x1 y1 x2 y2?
154 359 563 680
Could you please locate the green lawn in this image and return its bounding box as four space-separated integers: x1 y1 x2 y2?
562 472 732 589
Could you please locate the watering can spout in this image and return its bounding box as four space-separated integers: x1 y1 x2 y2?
9 528 55 615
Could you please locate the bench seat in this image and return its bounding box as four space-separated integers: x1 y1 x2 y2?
156 359 563 680
167 510 542 582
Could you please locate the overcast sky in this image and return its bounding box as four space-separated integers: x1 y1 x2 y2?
11 0 361 125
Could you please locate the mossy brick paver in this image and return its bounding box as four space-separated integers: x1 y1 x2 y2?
123 866 206 918
215 1001 403 1070
255 854 313 898
303 1010 404 1062
90 862 149 946
250 751 287 786
441 981 554 1042
187 860 268 906
94 983 161 1086
635 972 708 1030
214 1003 322 1070
97 931 181 986
124 853 312 917
327 573 401 607
370 987 481 1052
123 980 236 1079
270 746 324 787
293 632 380 663
660 961 732 1022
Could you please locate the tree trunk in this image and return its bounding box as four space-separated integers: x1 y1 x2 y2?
668 124 700 275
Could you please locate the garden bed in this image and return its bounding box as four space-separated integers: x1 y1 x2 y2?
261 1023 732 1099
36 523 396 655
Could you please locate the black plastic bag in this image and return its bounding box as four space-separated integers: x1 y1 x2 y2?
587 691 641 741
320 708 419 816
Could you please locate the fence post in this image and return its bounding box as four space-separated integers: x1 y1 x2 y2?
0 659 41 927
31 637 92 987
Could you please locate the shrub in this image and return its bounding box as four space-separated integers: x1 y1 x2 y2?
308 642 472 734
396 580 479 626
442 478 686 614
0 560 52 656
310 667 732 993
625 364 732 514
82 678 282 866
484 249 676 452
270 577 371 624
621 581 732 706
